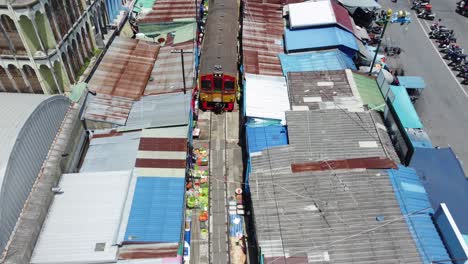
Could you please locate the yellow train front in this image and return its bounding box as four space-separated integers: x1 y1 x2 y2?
198 0 239 112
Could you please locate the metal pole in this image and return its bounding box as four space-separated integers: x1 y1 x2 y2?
368 17 390 76
181 49 187 94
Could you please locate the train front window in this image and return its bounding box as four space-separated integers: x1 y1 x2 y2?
224 81 234 91
201 80 212 90
214 78 223 91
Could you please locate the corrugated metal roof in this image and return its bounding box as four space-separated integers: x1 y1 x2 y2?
137 0 196 23
80 131 142 172
82 94 134 126
278 49 356 76
349 71 385 111
124 92 191 130
291 157 397 172
284 26 358 55
286 110 387 163
242 0 284 76
0 94 53 180
245 74 290 123
31 170 132 264
134 126 188 177
246 125 288 154
0 94 71 255
331 1 354 33
410 147 468 234
388 85 423 129
250 168 421 263
388 165 451 264
118 243 180 261
144 43 195 95
287 71 363 112
88 38 160 100
124 177 185 243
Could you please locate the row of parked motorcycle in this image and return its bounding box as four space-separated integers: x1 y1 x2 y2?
412 0 436 20
428 21 468 84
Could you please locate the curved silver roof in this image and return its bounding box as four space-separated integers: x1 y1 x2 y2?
0 93 71 252
0 94 52 179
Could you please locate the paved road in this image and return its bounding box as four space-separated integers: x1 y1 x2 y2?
381 0 468 171
209 113 229 264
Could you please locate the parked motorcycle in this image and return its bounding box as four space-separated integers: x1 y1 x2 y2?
438 39 455 49
444 48 464 60
440 44 462 54
453 61 467 71
430 19 445 30
436 34 457 44
461 76 468 85
429 28 453 38
456 0 468 16
448 54 466 66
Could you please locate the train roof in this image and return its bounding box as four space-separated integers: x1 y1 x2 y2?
199 0 239 77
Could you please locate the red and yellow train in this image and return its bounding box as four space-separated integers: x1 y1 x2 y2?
198 0 239 112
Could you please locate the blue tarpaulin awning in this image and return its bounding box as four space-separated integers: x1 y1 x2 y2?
284 26 358 57
389 85 423 129
278 49 356 76
397 76 426 90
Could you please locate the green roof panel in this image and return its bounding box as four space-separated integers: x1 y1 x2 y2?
352 72 385 111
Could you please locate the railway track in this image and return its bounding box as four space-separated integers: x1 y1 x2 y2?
208 112 230 264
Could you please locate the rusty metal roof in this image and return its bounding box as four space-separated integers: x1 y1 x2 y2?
88 38 160 100
144 43 195 95
291 157 398 173
242 1 284 76
137 0 196 24
118 243 179 260
82 94 134 126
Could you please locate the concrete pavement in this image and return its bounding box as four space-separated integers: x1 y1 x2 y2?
381 0 468 171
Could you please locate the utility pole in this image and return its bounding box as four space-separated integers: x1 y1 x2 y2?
368 9 411 76
171 49 193 94
369 9 393 76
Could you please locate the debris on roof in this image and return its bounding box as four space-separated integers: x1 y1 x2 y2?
287 71 363 112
